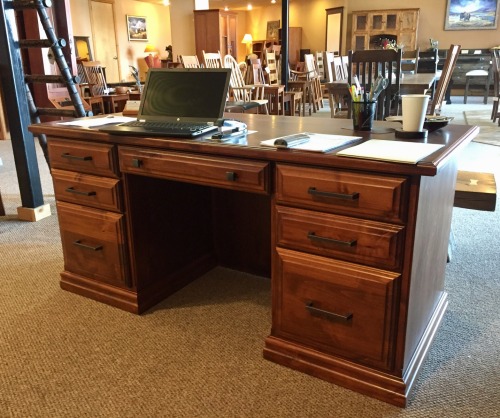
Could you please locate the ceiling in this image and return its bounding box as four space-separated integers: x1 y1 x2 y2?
137 0 281 11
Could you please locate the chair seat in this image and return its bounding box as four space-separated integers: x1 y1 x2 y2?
466 69 488 77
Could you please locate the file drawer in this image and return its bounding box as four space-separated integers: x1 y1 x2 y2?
48 138 118 178
275 164 408 222
52 169 122 212
274 248 400 370
118 147 270 194
275 205 405 270
57 201 130 287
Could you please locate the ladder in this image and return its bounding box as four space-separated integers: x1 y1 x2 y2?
0 0 88 219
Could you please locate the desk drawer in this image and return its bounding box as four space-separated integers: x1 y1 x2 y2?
57 201 130 287
274 248 400 370
48 138 118 177
276 164 408 222
119 147 270 194
275 206 405 270
52 169 122 212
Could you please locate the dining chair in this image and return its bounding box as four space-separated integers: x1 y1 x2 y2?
348 48 402 120
326 56 350 117
265 51 302 116
223 54 269 114
179 55 201 68
81 61 128 114
323 52 335 83
401 48 420 74
202 50 223 68
304 54 324 110
428 44 461 116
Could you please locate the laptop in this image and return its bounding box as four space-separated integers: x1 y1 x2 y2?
100 68 231 138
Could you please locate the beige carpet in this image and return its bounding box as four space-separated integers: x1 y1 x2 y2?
463 109 500 146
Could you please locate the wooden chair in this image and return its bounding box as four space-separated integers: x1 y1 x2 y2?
428 44 461 116
48 86 101 116
81 61 128 114
401 48 420 74
179 55 200 68
348 48 402 120
202 50 223 68
323 52 335 83
223 54 268 114
304 54 324 110
265 51 302 116
327 56 350 117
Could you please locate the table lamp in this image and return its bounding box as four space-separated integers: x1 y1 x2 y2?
241 34 253 56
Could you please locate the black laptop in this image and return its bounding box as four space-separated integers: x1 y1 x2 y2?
100 68 231 138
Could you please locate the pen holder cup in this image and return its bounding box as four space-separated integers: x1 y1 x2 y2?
352 100 377 131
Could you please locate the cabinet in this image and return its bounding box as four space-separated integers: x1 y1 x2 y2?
351 9 419 51
194 9 237 62
253 28 302 66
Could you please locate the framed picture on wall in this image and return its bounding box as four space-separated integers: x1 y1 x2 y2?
266 20 280 40
127 15 148 41
444 0 499 30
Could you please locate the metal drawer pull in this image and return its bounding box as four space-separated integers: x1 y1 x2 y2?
306 302 353 322
65 187 96 197
61 153 92 161
73 240 103 251
308 232 357 247
226 171 237 181
308 187 359 200
132 158 143 168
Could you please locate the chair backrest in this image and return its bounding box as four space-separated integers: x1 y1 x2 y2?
224 54 251 102
202 50 223 68
323 51 335 82
81 60 108 96
144 55 161 68
304 54 319 78
401 48 420 74
315 52 325 80
265 50 280 85
348 48 402 119
179 55 200 68
429 44 461 115
331 56 346 81
491 49 499 97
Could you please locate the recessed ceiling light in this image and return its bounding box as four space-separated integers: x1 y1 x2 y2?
271 0 276 3
224 6 229 11
247 4 252 10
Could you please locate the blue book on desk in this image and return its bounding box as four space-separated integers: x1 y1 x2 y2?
100 68 231 138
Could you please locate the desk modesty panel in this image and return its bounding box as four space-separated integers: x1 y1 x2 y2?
29 115 478 407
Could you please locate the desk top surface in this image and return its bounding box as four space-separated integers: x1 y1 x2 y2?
30 113 478 177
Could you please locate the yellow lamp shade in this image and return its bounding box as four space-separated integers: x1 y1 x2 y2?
144 44 157 53
241 34 253 44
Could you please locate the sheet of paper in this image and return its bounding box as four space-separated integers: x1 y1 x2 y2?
336 139 444 164
58 116 135 128
260 132 362 153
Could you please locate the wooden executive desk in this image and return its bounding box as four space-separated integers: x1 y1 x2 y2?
29 116 477 407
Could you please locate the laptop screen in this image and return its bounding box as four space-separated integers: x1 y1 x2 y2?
137 68 231 123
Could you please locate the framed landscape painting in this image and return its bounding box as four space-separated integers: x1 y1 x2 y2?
266 20 280 40
127 15 148 41
445 0 499 30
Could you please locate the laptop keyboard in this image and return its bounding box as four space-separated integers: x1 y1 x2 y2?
121 121 216 137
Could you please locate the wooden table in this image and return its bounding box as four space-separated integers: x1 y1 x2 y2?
399 72 438 94
263 85 285 115
29 116 478 407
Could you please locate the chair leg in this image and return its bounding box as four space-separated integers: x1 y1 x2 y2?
491 98 498 121
464 76 470 104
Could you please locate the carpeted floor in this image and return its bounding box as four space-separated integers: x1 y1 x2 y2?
463 109 500 146
1 98 499 417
